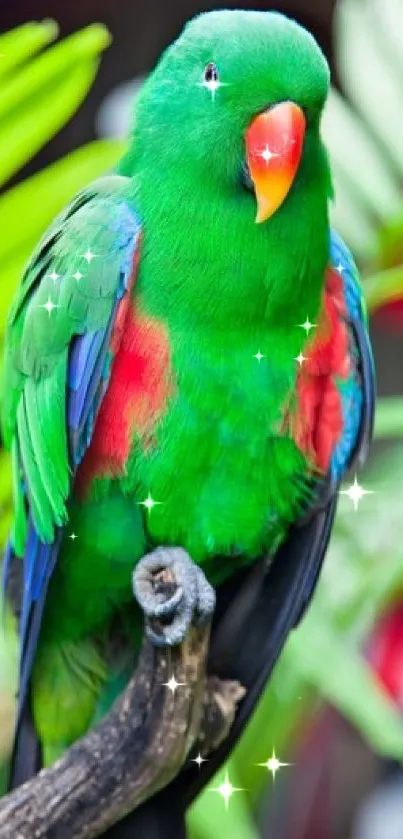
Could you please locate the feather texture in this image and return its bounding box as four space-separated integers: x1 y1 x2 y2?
1 175 142 719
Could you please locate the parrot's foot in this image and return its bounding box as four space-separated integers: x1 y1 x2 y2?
133 547 216 647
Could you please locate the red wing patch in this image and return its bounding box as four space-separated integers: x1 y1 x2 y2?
76 301 174 495
285 267 350 472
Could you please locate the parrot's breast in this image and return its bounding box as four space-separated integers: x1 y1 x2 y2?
77 269 349 577
122 323 311 570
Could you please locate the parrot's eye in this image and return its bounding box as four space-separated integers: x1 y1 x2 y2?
203 62 219 86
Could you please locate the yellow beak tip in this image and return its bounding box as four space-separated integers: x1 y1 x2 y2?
254 199 273 224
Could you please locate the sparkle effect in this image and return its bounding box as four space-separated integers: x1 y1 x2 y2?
162 675 187 695
298 317 316 335
69 532 78 541
83 249 96 264
336 263 345 274
254 351 265 363
211 772 244 810
258 144 279 164
138 493 162 514
199 77 229 100
73 271 83 281
192 753 207 769
40 297 58 316
258 748 291 781
48 271 60 283
340 475 373 511
294 352 307 366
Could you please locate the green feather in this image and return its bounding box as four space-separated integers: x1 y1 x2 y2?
17 395 54 541
2 176 135 545
10 440 27 557
24 358 69 525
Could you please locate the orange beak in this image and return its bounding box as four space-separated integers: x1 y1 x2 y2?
245 101 306 223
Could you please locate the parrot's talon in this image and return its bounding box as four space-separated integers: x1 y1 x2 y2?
133 547 216 646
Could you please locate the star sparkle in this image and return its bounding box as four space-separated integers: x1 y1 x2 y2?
40 296 59 315
198 78 229 100
254 350 265 362
138 493 162 513
339 475 374 511
191 753 207 769
298 317 316 335
73 271 83 281
82 249 96 264
258 144 279 165
257 748 291 781
294 352 307 366
210 772 244 809
162 674 187 695
69 532 78 541
48 271 60 283
335 262 345 274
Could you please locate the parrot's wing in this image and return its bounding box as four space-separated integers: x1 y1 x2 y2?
328 228 375 480
1 175 142 722
109 231 375 836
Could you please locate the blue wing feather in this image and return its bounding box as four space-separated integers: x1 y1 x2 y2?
329 229 376 480
3 179 142 726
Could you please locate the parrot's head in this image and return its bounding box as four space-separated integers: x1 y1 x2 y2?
127 9 332 226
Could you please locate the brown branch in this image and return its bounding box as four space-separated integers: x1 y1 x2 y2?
0 603 244 838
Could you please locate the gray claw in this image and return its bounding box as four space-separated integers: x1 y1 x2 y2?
133 547 216 647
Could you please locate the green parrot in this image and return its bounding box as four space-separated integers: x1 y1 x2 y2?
0 8 374 789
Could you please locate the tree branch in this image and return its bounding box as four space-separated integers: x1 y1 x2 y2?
0 557 245 839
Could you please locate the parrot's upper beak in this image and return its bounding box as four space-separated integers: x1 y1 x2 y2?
245 101 306 224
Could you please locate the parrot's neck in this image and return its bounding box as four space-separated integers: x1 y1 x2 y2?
122 151 331 335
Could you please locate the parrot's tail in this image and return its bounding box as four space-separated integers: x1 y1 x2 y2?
1 547 43 793
0 584 18 797
8 699 42 790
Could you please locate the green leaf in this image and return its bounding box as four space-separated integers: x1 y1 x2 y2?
0 20 58 78
371 0 403 81
0 24 110 124
335 0 403 178
188 761 259 839
0 139 124 266
323 88 402 225
0 25 111 187
364 265 403 312
287 608 403 760
329 164 378 263
374 398 403 439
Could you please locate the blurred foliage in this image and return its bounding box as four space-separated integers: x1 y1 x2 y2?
322 0 403 293
0 7 403 839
